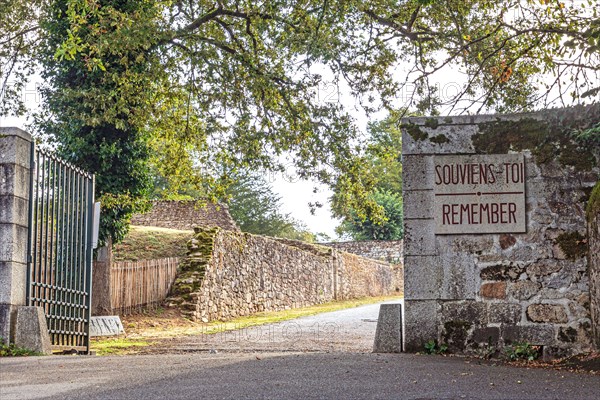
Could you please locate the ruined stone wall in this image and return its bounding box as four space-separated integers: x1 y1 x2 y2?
168 228 397 322
588 182 600 349
131 200 239 231
320 240 403 264
402 104 599 356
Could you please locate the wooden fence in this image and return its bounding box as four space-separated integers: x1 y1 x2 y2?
111 257 180 314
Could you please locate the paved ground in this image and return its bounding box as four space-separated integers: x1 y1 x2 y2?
145 300 401 354
1 301 599 400
2 352 599 400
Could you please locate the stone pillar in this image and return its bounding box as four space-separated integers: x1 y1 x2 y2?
92 239 113 316
0 127 51 354
0 127 32 342
401 105 599 355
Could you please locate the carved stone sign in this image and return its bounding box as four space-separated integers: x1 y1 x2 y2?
89 316 125 337
434 154 526 234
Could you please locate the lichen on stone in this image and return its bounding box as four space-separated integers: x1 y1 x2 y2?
424 117 439 129
473 108 599 171
429 134 450 144
169 227 219 306
402 123 428 141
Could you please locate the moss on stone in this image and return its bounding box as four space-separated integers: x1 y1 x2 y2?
429 134 450 144
556 231 588 260
586 181 600 222
473 115 598 171
424 117 439 129
403 123 428 141
170 227 218 301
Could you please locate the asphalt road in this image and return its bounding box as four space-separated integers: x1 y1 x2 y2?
1 301 599 400
2 351 599 400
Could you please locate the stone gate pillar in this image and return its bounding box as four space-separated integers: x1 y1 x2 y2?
0 127 51 353
0 127 32 340
401 105 599 356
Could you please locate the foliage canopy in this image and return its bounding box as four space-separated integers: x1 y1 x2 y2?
1 0 598 240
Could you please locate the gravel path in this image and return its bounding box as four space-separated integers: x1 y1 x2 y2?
145 300 403 354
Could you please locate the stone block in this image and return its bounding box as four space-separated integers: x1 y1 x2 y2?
479 263 523 281
0 195 29 226
402 155 434 191
440 301 487 325
13 306 51 355
439 252 476 300
404 219 436 256
471 327 500 345
403 256 441 300
403 189 434 219
449 236 495 254
0 130 32 168
502 324 556 345
373 303 403 353
403 300 439 352
442 320 472 352
0 164 30 199
0 261 27 305
480 282 507 299
509 281 541 300
0 224 29 264
526 304 568 323
488 303 522 325
526 259 561 277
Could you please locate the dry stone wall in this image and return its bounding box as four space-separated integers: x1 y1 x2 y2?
402 104 599 357
168 228 397 322
131 200 239 231
320 240 403 264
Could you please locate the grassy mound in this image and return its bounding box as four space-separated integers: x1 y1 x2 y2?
113 225 193 261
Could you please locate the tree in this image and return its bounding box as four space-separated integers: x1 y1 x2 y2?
336 189 404 240
333 112 404 240
225 173 315 242
35 0 154 244
1 1 598 242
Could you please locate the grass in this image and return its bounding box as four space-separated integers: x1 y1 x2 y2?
113 225 193 261
91 338 152 356
0 338 44 357
91 295 402 355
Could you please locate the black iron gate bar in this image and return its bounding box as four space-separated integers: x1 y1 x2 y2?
26 143 95 353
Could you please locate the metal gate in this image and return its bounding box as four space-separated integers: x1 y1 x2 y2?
26 144 95 353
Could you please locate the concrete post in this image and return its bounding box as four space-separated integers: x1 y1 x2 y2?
0 127 51 354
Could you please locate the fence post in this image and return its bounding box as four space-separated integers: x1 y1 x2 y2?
0 128 50 353
92 237 113 316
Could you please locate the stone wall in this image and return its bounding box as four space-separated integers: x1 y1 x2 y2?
588 182 600 349
131 200 239 231
168 228 397 322
320 240 403 264
402 104 599 356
